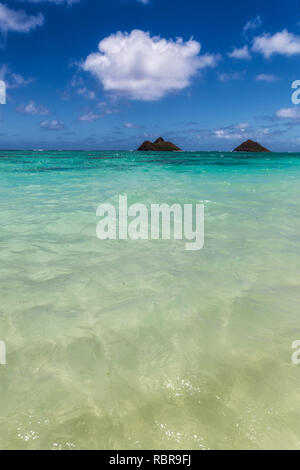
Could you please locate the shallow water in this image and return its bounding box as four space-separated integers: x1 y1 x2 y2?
1 150 300 450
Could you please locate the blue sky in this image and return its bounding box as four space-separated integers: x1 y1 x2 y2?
0 0 300 150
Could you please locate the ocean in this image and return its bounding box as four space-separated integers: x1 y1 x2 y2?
1 150 300 450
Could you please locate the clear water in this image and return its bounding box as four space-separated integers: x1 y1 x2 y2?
1 150 300 450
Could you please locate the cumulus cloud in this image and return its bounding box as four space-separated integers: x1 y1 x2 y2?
255 73 279 82
17 100 48 115
40 119 64 130
82 30 220 101
0 3 43 34
252 30 300 58
276 108 300 119
228 45 251 60
79 111 100 122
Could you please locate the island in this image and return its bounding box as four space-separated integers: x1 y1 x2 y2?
137 137 181 152
233 139 271 153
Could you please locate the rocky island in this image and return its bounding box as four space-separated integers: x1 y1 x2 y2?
138 137 181 152
234 139 271 153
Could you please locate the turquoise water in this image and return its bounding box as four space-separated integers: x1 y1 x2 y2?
1 150 300 450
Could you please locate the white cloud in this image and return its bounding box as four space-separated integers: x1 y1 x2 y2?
276 108 300 119
212 124 275 143
255 73 279 82
97 101 119 115
228 45 251 60
214 129 243 140
79 112 100 122
17 100 48 115
252 30 300 58
82 30 220 101
40 119 64 130
0 3 43 34
235 122 249 131
243 15 263 37
124 122 140 129
0 64 32 88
